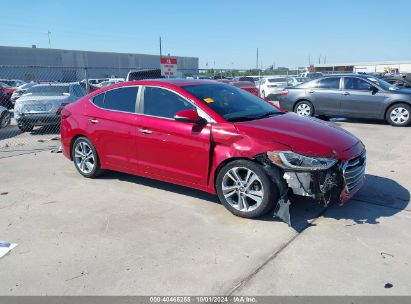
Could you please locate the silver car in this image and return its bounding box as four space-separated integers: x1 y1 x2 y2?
14 83 87 132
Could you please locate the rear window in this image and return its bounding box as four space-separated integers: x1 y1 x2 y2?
268 78 287 83
28 85 69 96
232 81 254 87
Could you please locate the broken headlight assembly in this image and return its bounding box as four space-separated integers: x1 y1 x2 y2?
267 151 337 171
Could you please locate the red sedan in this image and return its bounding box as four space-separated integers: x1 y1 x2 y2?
230 81 259 96
61 80 365 222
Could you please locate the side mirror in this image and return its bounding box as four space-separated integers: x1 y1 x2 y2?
174 109 207 125
370 85 378 93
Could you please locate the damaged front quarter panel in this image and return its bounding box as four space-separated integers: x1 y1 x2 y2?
255 153 347 226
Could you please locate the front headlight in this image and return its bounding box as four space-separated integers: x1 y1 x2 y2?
267 151 337 171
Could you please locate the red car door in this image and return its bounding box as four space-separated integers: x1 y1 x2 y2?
135 86 211 186
86 86 140 171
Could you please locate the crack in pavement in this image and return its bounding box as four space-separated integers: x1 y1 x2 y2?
225 206 329 296
225 195 410 295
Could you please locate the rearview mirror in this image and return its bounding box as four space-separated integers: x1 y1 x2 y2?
174 109 207 125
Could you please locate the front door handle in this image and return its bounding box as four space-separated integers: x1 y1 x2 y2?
343 91 350 95
308 90 315 93
88 119 99 124
138 128 152 134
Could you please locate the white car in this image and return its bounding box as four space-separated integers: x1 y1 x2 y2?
258 77 289 100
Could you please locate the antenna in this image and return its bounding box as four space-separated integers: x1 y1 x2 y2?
47 31 52 48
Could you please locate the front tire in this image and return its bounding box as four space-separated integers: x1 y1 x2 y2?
71 137 104 178
0 111 11 128
216 160 278 219
294 100 314 117
386 103 411 127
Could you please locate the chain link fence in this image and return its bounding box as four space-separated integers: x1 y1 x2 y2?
0 65 299 155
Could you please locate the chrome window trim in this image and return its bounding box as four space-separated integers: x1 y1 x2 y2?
88 84 215 123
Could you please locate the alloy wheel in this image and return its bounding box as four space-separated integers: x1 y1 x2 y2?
390 107 410 125
221 167 264 212
74 141 96 174
296 103 311 116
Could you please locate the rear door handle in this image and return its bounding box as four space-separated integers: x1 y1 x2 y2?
343 91 350 95
138 128 152 134
308 90 315 93
88 119 99 124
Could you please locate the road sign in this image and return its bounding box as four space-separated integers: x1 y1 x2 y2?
160 57 177 77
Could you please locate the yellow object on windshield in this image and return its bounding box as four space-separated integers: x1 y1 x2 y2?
203 97 214 103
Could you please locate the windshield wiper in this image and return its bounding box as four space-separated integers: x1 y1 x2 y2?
253 111 284 120
227 111 283 122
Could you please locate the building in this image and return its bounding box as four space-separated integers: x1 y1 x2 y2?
312 61 411 74
0 45 199 81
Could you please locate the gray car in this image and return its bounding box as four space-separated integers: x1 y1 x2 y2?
279 74 411 127
14 83 87 132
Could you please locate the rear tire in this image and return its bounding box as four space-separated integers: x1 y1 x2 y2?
216 159 278 219
386 103 411 127
71 137 104 178
17 123 34 132
0 111 11 128
294 100 314 117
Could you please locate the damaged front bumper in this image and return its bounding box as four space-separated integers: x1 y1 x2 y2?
258 150 366 225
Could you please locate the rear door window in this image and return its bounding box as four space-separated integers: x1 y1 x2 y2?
317 77 340 89
92 87 139 113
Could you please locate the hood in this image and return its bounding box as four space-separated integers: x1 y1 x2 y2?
234 113 360 158
14 95 70 114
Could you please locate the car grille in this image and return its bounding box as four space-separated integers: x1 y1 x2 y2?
25 104 53 112
343 151 366 192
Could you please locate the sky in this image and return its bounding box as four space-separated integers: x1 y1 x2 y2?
1 0 411 69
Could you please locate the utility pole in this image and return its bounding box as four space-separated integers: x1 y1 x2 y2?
256 48 259 70
318 54 321 64
159 36 162 58
324 56 327 64
47 31 52 48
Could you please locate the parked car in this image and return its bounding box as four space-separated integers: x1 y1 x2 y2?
10 82 39 105
14 83 87 132
215 79 231 84
61 79 366 223
287 77 304 87
0 104 11 128
258 77 289 100
230 81 259 96
382 75 411 89
127 69 163 81
96 80 124 88
299 72 323 79
279 74 411 126
0 79 25 88
87 78 109 85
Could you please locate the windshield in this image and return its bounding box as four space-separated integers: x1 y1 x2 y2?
183 84 282 122
27 85 69 96
366 77 397 91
